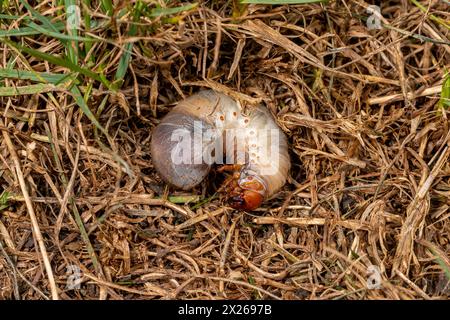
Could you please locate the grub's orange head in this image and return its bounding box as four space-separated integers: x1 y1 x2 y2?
229 175 266 211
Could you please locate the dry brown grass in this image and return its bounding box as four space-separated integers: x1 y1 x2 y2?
0 0 449 300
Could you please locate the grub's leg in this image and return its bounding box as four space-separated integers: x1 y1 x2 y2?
217 173 238 193
217 164 242 173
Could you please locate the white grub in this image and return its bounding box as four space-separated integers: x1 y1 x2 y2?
150 90 290 198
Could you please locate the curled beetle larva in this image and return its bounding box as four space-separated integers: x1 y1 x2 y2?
150 90 290 211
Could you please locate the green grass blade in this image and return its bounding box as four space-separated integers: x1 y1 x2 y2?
439 73 450 110
0 22 65 37
0 38 110 88
114 1 143 87
70 85 109 136
427 247 450 281
149 3 198 17
101 0 114 16
19 0 60 33
65 0 79 65
82 0 93 62
0 68 77 84
436 256 450 281
0 191 9 211
0 14 30 20
410 0 450 30
26 21 97 42
20 0 78 65
0 83 69 96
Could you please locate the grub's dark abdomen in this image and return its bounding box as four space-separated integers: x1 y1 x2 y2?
150 110 213 190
